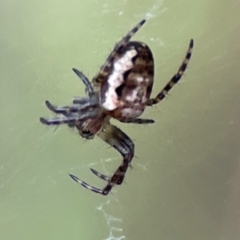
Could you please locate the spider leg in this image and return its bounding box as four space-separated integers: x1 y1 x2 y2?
70 123 134 195
72 93 98 105
92 19 146 86
118 19 146 47
69 174 104 195
146 39 194 106
90 168 110 181
105 19 146 65
39 109 98 126
72 68 94 95
121 118 155 124
96 124 134 186
45 98 99 115
45 100 78 114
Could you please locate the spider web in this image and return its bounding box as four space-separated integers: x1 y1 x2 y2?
1 0 240 240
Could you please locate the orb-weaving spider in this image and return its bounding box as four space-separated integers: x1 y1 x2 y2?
40 19 194 195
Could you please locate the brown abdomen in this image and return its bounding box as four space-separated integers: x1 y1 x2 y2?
99 41 154 121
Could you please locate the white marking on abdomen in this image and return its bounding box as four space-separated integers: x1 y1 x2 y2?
102 49 137 111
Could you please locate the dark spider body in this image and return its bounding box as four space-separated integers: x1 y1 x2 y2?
40 19 194 195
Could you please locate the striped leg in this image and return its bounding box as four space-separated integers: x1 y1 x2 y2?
39 110 98 126
146 39 194 106
44 97 98 115
69 123 134 195
72 68 94 95
93 19 146 86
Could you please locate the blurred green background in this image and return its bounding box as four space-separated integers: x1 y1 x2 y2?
1 0 240 239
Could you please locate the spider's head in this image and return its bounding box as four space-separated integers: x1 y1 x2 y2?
79 129 95 140
67 122 94 139
75 117 103 140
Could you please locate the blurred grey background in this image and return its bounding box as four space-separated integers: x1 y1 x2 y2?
1 0 240 239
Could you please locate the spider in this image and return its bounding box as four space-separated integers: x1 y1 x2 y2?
40 19 194 195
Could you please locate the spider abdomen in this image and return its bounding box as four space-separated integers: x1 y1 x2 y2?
100 41 154 121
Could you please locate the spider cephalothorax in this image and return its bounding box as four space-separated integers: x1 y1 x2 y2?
40 19 194 195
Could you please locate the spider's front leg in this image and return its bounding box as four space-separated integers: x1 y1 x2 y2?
44 94 99 115
39 102 100 126
146 39 194 106
72 68 95 96
70 123 134 195
39 110 98 126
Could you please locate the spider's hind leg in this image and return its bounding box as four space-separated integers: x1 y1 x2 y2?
147 39 194 106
